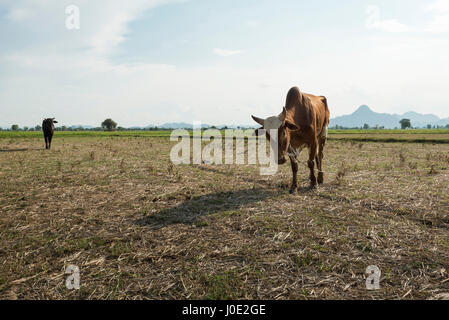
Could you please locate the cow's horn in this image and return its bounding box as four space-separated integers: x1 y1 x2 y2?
251 115 265 126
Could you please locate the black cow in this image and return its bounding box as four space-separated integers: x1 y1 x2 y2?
42 118 58 149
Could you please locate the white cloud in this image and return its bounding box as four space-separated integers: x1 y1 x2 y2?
85 1 169 57
370 19 410 33
426 13 449 33
213 48 243 57
365 6 410 33
426 0 449 33
3 0 173 57
427 0 449 13
365 2 449 34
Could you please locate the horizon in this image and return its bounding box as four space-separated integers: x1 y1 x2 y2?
1 0 449 127
2 104 448 129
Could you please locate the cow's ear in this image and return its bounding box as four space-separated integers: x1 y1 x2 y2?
284 120 299 131
53 120 58 123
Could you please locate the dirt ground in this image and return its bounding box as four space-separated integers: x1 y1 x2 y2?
0 135 448 299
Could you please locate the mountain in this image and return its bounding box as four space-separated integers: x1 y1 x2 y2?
400 112 439 126
435 118 449 127
330 105 449 129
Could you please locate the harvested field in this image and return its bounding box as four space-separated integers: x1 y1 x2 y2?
328 133 449 144
0 133 448 299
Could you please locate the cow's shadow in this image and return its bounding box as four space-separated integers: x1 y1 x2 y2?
135 188 280 230
0 148 44 153
0 148 29 153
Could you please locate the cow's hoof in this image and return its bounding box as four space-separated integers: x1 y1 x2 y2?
309 183 317 190
318 174 324 184
289 188 298 194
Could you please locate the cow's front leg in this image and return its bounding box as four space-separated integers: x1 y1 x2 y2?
308 143 318 188
289 156 299 194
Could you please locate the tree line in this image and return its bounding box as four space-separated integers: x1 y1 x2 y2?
331 119 449 130
3 119 162 131
3 118 449 131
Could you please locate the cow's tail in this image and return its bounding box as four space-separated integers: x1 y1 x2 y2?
317 96 330 141
320 96 330 126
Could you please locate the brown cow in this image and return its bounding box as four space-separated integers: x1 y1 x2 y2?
252 86 330 193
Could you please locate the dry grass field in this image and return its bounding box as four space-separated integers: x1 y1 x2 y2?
0 133 448 300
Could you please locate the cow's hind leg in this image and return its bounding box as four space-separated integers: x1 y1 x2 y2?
44 136 49 149
289 155 299 194
308 143 318 188
48 135 52 150
316 137 326 184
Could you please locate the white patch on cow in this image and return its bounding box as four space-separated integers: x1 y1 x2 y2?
319 126 328 139
263 116 283 130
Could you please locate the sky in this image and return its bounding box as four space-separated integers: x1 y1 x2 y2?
0 0 449 128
